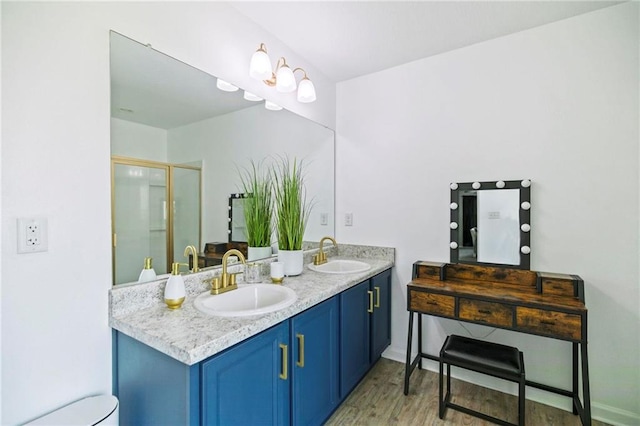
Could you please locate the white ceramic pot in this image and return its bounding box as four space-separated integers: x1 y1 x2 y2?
247 246 273 261
278 249 304 276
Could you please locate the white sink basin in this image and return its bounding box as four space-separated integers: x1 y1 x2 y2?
307 259 372 274
194 284 297 317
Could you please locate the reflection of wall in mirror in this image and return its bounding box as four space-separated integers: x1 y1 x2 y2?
167 104 334 247
477 189 519 265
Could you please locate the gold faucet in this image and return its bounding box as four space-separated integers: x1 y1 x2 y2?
184 245 199 273
210 249 246 295
313 236 337 265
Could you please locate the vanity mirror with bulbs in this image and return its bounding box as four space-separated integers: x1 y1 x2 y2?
449 179 531 269
109 31 335 285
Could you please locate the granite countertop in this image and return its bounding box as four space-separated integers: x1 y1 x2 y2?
109 244 394 365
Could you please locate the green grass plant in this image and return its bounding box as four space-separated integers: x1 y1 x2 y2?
239 160 273 248
272 156 312 251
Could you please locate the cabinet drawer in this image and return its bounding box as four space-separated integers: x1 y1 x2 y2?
409 291 454 317
459 299 513 327
516 307 582 341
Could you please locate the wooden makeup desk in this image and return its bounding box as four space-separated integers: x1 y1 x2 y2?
404 261 590 425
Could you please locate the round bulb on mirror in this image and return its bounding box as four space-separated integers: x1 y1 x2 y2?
521 179 531 188
216 78 238 92
496 180 505 188
243 91 263 102
450 202 458 210
450 222 458 230
276 65 296 93
450 242 458 249
472 181 481 189
249 46 273 81
521 246 531 255
450 183 458 190
265 101 282 111
521 223 531 232
521 201 531 210
297 77 316 103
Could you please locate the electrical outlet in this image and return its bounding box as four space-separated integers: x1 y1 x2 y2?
345 213 353 227
17 217 48 254
320 213 328 226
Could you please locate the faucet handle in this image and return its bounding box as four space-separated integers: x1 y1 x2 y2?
210 277 221 294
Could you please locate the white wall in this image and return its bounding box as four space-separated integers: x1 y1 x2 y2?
0 2 334 425
336 3 639 424
111 118 168 162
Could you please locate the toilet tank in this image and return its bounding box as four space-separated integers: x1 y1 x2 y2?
25 395 119 425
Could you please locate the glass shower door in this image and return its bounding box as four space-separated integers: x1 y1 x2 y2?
172 166 201 267
113 163 168 284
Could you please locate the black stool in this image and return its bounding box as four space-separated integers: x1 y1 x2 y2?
439 335 525 426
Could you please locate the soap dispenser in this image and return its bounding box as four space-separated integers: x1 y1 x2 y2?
164 262 186 309
137 257 157 283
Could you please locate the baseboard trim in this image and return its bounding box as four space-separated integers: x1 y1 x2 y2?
381 348 640 426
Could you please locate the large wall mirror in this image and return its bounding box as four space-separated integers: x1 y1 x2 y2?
110 31 335 285
449 180 531 270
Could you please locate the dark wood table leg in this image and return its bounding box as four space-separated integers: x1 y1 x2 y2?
417 313 423 369
581 341 591 425
573 342 579 415
404 311 414 395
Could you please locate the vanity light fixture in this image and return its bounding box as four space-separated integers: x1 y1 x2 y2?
249 43 317 104
265 101 283 111
216 78 239 92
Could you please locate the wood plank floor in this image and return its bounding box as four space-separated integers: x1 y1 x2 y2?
326 358 609 426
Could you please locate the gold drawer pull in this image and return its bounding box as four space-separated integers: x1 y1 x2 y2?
368 291 374 313
279 343 288 380
374 286 381 308
296 334 305 368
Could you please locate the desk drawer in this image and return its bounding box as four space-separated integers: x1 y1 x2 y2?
409 291 455 317
516 307 582 341
459 299 513 327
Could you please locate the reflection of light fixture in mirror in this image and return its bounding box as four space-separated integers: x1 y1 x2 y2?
450 202 458 210
521 223 531 232
472 181 481 189
521 201 531 210
249 43 317 103
450 183 458 190
450 242 458 249
216 78 239 92
521 246 531 255
496 180 505 188
450 222 458 230
521 179 531 188
243 91 263 102
265 101 282 111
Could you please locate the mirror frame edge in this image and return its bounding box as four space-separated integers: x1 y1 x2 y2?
449 179 531 270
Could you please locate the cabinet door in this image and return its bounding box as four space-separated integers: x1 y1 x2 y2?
291 297 339 426
370 269 392 361
201 322 290 426
339 280 371 398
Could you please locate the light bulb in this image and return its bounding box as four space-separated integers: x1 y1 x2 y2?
243 91 263 102
297 77 316 103
216 78 238 92
276 65 296 93
265 101 282 111
249 45 272 81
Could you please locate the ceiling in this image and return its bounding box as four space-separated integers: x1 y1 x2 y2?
230 1 622 82
111 1 623 129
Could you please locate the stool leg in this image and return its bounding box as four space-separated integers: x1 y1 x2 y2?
404 311 414 396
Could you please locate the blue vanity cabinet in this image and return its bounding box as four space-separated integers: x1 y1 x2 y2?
201 321 290 426
291 296 340 426
370 268 392 361
339 269 392 398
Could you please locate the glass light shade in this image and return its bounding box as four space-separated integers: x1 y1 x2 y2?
249 49 272 80
276 65 296 93
216 78 238 92
243 91 263 102
297 77 316 103
265 101 282 111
